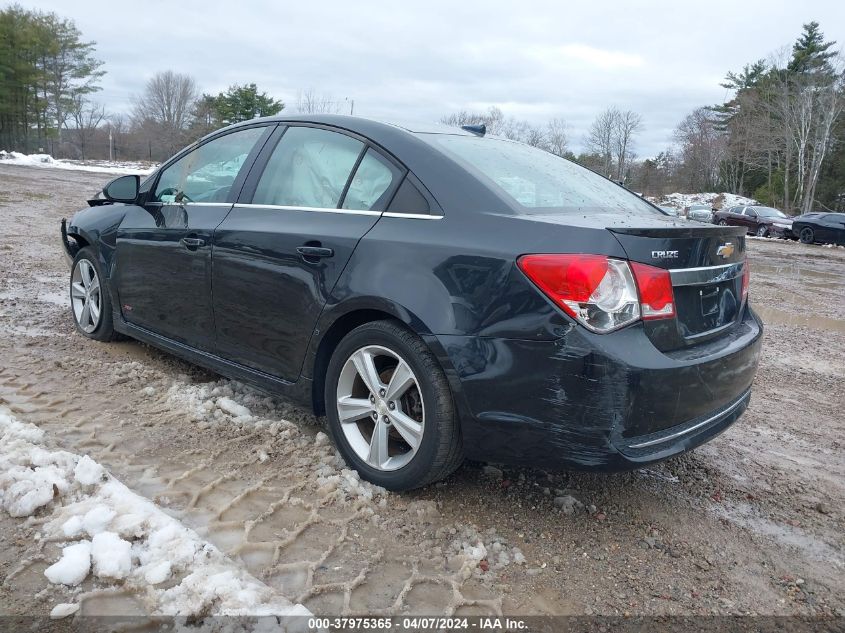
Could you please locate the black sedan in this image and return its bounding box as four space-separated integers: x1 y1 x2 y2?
792 212 845 245
712 205 794 238
61 115 762 490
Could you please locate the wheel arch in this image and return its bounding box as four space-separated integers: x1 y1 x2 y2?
306 299 454 417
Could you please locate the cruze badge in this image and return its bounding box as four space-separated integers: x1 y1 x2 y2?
651 250 679 259
716 242 735 259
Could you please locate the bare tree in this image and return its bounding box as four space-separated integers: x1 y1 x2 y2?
65 94 106 160
545 118 569 157
296 89 343 114
131 71 198 133
674 107 726 191
777 64 845 213
614 110 642 180
586 107 619 176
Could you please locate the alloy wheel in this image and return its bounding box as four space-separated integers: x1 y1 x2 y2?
71 259 102 333
800 227 814 244
757 226 768 237
335 345 425 471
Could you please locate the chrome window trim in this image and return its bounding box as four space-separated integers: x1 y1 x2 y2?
669 261 744 287
232 203 382 217
229 203 444 219
382 212 444 220
627 390 750 449
146 201 233 207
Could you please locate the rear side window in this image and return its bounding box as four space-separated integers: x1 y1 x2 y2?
387 177 430 215
154 126 266 203
342 149 402 211
253 126 363 208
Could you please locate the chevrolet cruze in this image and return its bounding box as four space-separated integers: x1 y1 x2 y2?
61 115 763 490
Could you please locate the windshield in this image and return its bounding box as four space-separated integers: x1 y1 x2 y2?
423 134 661 217
689 205 710 210
755 207 788 218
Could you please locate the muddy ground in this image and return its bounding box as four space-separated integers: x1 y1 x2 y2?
0 163 843 618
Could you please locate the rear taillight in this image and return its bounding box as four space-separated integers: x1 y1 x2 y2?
517 254 641 333
518 254 677 333
741 260 750 302
630 262 676 320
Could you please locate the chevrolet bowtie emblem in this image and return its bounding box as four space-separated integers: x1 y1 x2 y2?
716 242 734 259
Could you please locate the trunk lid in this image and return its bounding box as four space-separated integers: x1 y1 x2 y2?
608 222 748 351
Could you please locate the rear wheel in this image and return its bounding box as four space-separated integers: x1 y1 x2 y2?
719 220 728 226
70 248 117 341
799 227 815 244
324 320 463 490
756 225 768 237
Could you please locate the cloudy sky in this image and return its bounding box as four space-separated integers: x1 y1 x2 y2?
15 0 845 156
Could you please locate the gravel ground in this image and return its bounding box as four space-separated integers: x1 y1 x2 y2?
0 163 843 619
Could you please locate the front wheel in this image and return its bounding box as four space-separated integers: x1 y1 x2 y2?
799 227 815 244
70 247 117 341
324 320 463 490
719 220 728 226
756 225 768 237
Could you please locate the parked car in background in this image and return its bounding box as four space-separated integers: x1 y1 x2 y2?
686 204 713 223
791 212 845 245
712 205 794 238
60 115 762 490
657 205 679 217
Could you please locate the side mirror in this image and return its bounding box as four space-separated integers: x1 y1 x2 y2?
102 175 139 203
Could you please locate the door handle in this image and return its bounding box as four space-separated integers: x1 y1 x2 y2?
180 237 206 249
296 245 334 259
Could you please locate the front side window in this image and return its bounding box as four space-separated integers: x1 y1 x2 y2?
154 126 266 203
253 126 364 208
423 134 660 217
342 149 401 211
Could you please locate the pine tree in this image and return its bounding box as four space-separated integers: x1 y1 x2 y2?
207 84 284 125
787 21 836 75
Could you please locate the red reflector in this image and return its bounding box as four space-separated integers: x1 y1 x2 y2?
517 254 609 318
630 262 676 320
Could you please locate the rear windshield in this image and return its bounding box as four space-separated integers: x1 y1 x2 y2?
423 134 660 217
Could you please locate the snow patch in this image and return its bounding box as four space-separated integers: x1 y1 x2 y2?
91 531 132 579
74 455 105 485
0 405 309 617
44 541 91 586
0 150 154 175
650 192 759 210
217 396 252 419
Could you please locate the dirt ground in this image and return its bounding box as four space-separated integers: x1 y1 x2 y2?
0 163 843 619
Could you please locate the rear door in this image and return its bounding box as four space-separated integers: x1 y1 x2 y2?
742 207 759 232
819 214 845 243
115 125 271 349
211 124 404 381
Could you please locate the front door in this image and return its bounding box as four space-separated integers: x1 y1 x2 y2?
114 125 271 349
212 124 404 381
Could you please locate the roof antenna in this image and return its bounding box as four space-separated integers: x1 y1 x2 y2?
461 123 486 136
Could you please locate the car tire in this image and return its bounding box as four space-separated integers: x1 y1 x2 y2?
70 247 118 342
719 220 728 226
756 226 768 238
324 320 464 491
799 227 814 244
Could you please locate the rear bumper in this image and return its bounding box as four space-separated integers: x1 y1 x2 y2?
431 307 763 471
